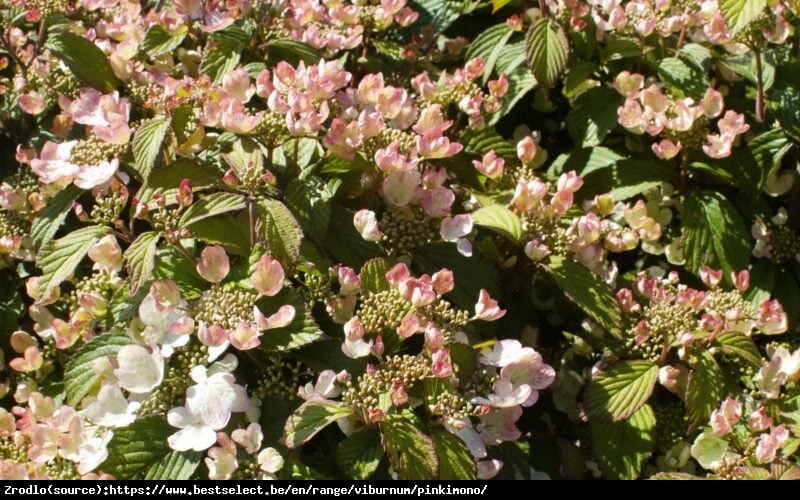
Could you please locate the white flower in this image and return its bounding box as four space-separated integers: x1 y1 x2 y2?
114 344 164 394
257 447 284 478
232 423 263 454
185 361 249 430
167 407 218 452
298 370 342 402
83 383 140 428
134 294 192 357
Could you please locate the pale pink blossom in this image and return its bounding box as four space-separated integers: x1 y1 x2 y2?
474 289 506 321
197 246 230 283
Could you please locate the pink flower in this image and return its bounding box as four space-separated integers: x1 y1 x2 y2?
431 269 454 295
353 209 384 242
398 276 437 307
8 346 43 373
699 266 723 288
748 407 773 432
613 71 645 97
755 425 789 463
516 136 537 164
702 134 732 159
709 396 741 437
440 214 473 242
652 139 681 160
197 246 230 283
397 314 422 338
758 299 788 335
382 169 421 207
474 289 506 321
417 128 462 159
641 85 668 114
473 150 505 179
88 234 123 272
718 110 749 138
431 349 452 378
30 141 79 186
618 98 644 132
229 322 261 350
18 91 45 115
251 256 285 297
67 89 131 144
488 74 508 98
254 305 295 331
386 263 410 287
699 88 724 118
342 317 372 358
524 240 550 261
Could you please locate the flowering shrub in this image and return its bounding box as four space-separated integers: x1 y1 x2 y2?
0 0 799 481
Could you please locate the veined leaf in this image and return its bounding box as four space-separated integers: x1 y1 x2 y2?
64 334 132 406
381 413 438 480
360 257 391 295
566 86 621 147
46 31 119 92
124 231 160 294
283 401 354 449
590 404 656 479
142 451 201 480
132 116 171 181
37 225 112 299
657 57 708 101
179 192 247 227
488 66 537 125
141 25 188 57
547 256 621 337
686 351 726 424
136 159 219 209
525 18 569 89
713 333 762 367
584 361 659 422
30 185 83 249
682 191 750 277
258 199 304 269
719 0 767 35
337 429 383 480
102 417 173 478
431 428 476 479
471 205 523 244
267 39 321 65
466 24 514 84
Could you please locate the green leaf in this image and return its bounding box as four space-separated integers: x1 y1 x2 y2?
124 231 160 294
431 428 476 479
686 351 726 425
657 57 708 101
471 205 523 244
774 88 800 142
749 129 791 188
258 288 325 351
37 225 112 299
337 429 383 480
143 451 201 480
547 256 622 336
360 258 391 295
460 127 518 163
267 39 321 65
679 43 713 74
719 52 775 91
190 213 250 254
681 191 750 277
525 18 569 89
744 260 774 307
590 404 656 479
30 185 82 249
283 401 354 449
381 413 438 480
713 333 762 367
46 31 119 92
141 25 188 57
200 28 246 84
412 0 462 32
584 361 658 422
719 0 767 35
466 24 514 84
179 192 247 227
495 40 527 76
325 204 384 269
136 159 219 209
286 177 334 245
566 86 622 147
102 417 173 478
64 334 132 406
132 116 170 181
258 199 304 269
600 35 640 60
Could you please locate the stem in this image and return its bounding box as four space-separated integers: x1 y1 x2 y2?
248 190 256 248
679 151 689 191
676 25 686 49
35 18 46 54
172 239 196 264
754 48 765 123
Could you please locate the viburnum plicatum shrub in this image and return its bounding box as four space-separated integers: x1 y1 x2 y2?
0 0 799 481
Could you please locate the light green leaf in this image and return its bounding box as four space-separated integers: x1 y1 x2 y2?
719 0 767 35
143 451 201 480
431 428 476 479
141 25 188 57
132 116 170 181
713 333 762 366
584 361 658 422
691 432 730 470
525 18 569 89
547 256 621 336
719 52 775 91
179 192 247 227
46 31 119 92
124 231 160 294
495 40 527 75
381 413 438 480
682 191 750 277
360 257 391 295
471 205 523 244
283 401 354 449
30 185 83 249
286 177 334 245
37 225 112 299
657 57 708 101
590 404 656 479
258 199 304 269
461 127 518 163
686 351 726 424
101 417 173 478
64 334 132 406
135 159 219 209
337 429 383 480
466 24 514 84
200 28 245 84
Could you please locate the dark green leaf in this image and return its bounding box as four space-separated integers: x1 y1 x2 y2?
590 404 656 479
46 31 118 92
142 451 201 480
525 18 569 89
566 86 622 147
136 159 219 209
682 191 750 277
381 413 438 480
686 351 726 424
266 39 321 65
132 116 170 181
337 429 383 480
64 334 132 406
141 25 188 57
37 225 112 299
124 231 160 294
657 57 708 101
179 192 247 227
259 199 303 269
258 288 325 351
360 257 391 295
466 24 514 84
286 177 333 245
30 185 82 249
102 417 173 478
